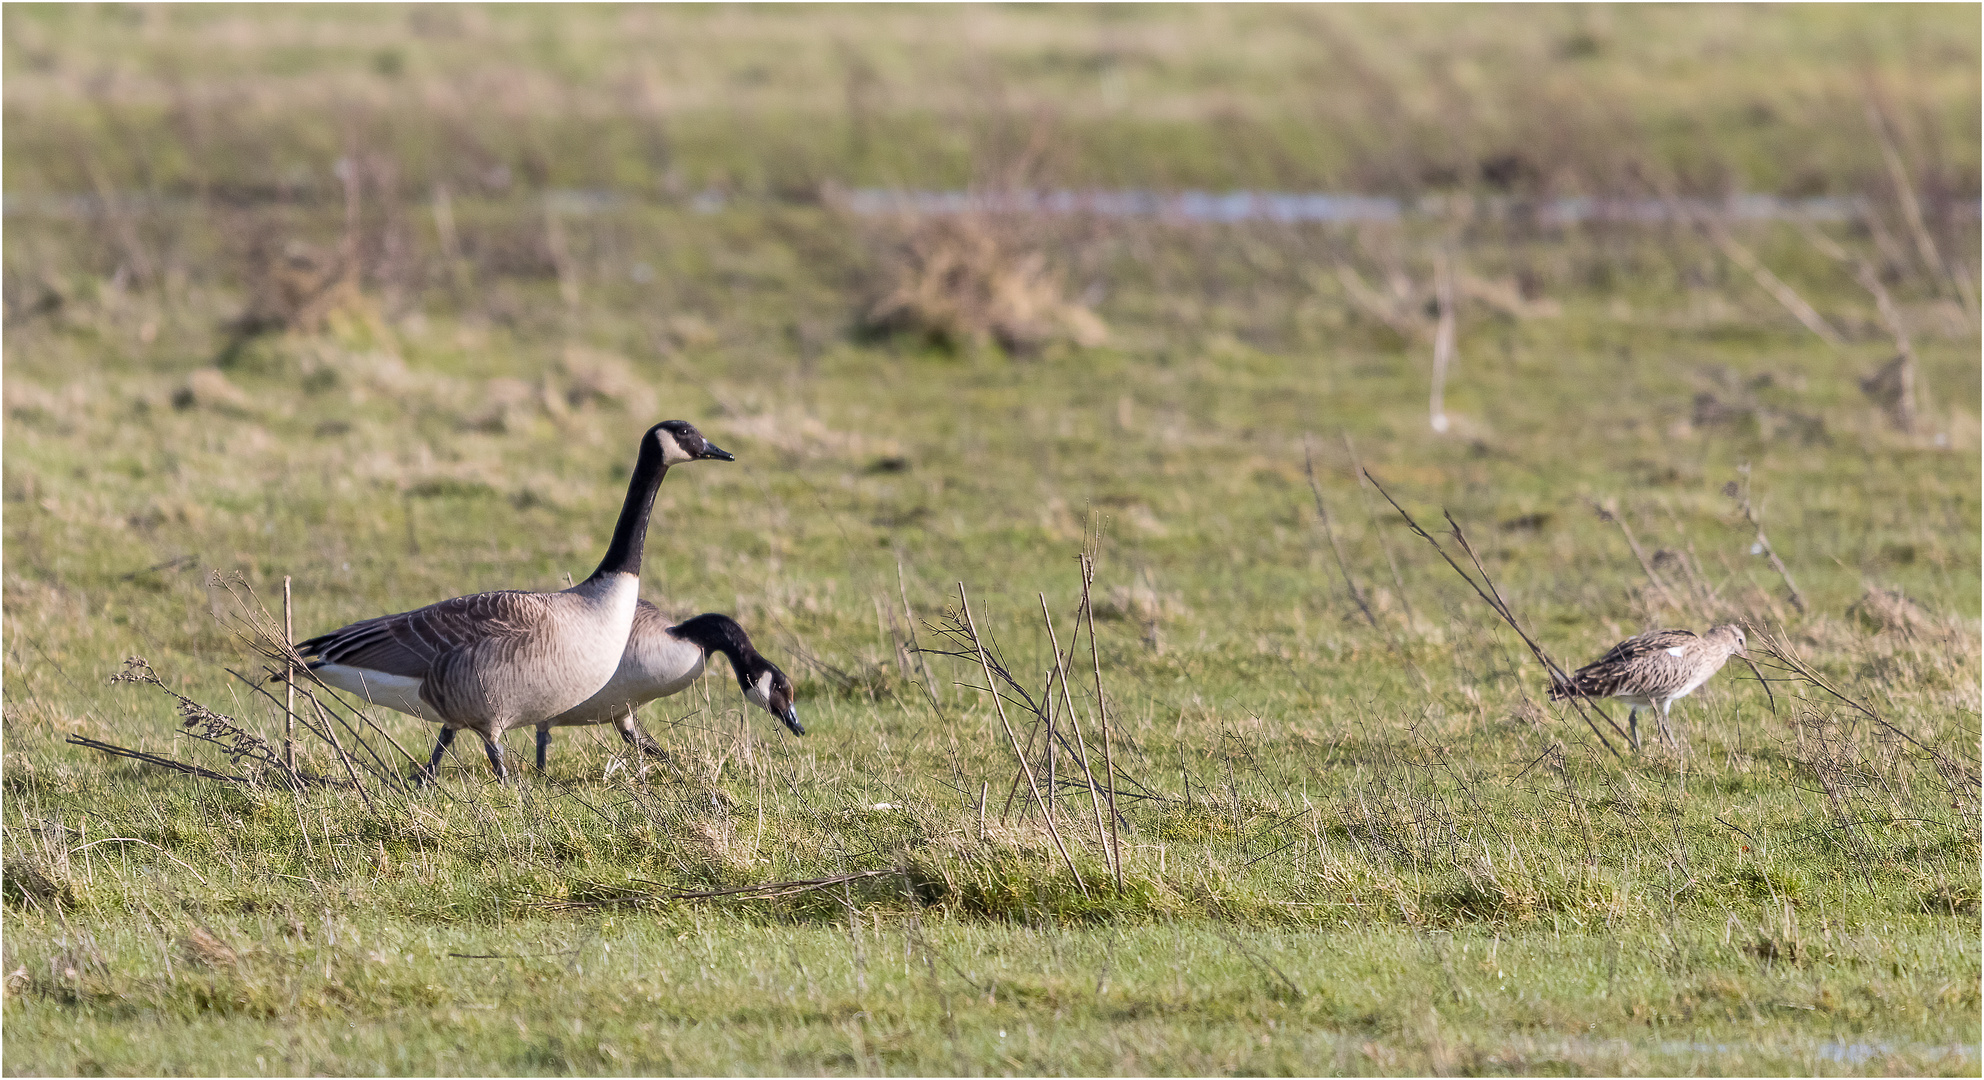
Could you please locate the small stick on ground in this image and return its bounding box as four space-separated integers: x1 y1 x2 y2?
957 583 1087 898
1042 592 1111 871
1725 468 1806 614
1304 437 1380 632
308 696 378 813
1798 216 1926 433
1705 223 1846 349
1364 470 1627 759
1334 263 1422 340
1344 434 1415 625
1635 166 1845 348
283 576 296 771
1867 98 1973 320
1080 550 1124 890
1587 499 1686 613
1429 248 1458 432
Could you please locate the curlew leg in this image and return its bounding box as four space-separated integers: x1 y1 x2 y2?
418 726 457 785
1626 708 1640 751
536 726 551 772
1657 701 1677 749
483 735 509 779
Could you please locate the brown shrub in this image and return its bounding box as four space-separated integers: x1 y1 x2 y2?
864 215 1105 355
1847 587 1932 637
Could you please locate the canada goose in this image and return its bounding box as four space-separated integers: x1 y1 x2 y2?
531 602 802 769
295 420 733 779
1549 624 1747 749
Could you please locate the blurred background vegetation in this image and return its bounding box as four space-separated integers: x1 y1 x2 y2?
5 3 1979 197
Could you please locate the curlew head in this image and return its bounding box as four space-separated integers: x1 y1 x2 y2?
1707 624 1748 658
652 420 735 467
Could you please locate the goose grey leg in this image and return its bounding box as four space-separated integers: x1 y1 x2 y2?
483 735 509 779
536 726 551 772
419 727 457 785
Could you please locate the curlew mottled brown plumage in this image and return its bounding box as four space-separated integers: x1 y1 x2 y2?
1549 624 1748 749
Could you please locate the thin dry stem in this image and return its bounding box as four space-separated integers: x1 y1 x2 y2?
957 583 1087 898
1080 549 1124 890
1725 469 1807 614
1363 471 1627 758
1041 592 1111 869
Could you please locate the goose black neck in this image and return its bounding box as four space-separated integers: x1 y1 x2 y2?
588 433 669 581
672 614 760 674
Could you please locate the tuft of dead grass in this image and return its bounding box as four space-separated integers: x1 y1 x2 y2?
863 214 1105 355
1848 587 1934 637
231 238 371 338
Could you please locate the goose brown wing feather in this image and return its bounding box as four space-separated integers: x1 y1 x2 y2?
299 591 554 678
631 598 676 634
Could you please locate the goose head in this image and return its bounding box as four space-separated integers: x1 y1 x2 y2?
739 658 804 736
653 420 735 467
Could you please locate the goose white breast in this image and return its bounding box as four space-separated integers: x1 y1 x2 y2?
294 420 734 778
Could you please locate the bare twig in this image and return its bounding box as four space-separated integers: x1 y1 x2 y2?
1041 593 1112 874
283 576 296 771
1634 165 1844 347
308 695 378 813
1867 98 1972 319
66 734 250 785
1587 499 1685 612
1704 223 1846 348
1797 216 1926 433
1362 471 1626 758
1333 263 1421 340
1429 248 1458 432
1304 437 1380 632
1344 434 1414 625
1724 469 1806 614
1080 548 1124 890
958 584 1087 897
542 869 908 910
1754 628 1973 785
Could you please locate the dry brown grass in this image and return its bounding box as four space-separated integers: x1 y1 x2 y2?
863 214 1106 355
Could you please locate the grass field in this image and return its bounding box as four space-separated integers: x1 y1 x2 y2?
4 4 1981 1075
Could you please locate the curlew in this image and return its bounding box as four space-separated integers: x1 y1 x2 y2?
1549 624 1748 749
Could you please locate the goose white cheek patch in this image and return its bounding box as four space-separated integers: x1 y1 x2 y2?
745 672 774 712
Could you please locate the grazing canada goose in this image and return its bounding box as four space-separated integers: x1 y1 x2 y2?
531 602 802 770
1549 624 1748 749
295 420 733 779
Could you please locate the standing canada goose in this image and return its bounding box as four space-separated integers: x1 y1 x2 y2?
531 602 803 770
1549 624 1748 749
295 420 733 779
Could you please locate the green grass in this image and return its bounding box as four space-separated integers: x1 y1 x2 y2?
5 4 1982 1076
